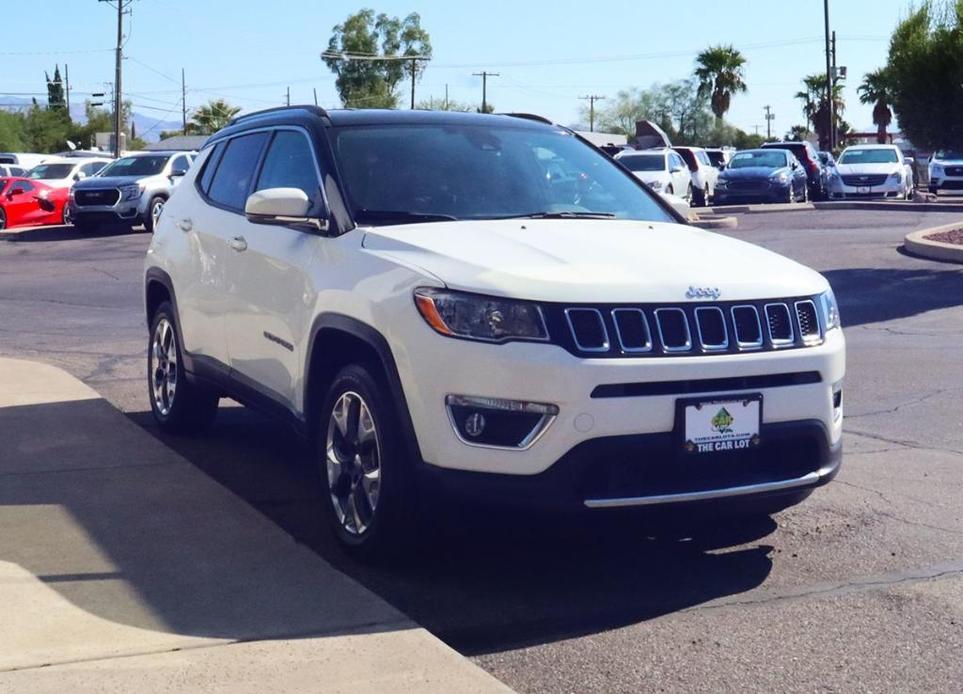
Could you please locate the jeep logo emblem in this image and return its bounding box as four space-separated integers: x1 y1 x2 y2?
686 286 721 300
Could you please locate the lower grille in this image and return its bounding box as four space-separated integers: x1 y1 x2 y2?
75 188 120 206
841 174 887 187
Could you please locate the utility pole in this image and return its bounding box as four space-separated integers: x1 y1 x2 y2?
764 105 775 140
313 88 318 107
64 64 70 113
286 86 291 107
823 0 834 152
753 124 761 136
407 56 430 109
472 71 499 113
181 68 187 133
579 95 606 132
99 0 131 157
444 84 449 110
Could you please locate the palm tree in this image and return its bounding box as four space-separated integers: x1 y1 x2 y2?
794 74 826 131
796 74 845 150
858 68 893 144
190 99 241 135
694 45 748 125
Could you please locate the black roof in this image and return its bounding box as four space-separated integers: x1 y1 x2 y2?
218 105 556 138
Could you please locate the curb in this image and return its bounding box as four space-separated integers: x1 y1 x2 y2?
710 200 963 215
904 223 963 264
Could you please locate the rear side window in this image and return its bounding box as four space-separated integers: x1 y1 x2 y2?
255 130 321 200
207 133 268 211
10 180 36 194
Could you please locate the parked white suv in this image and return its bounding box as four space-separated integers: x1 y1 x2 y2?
673 146 719 206
615 148 693 201
928 149 963 195
145 107 845 555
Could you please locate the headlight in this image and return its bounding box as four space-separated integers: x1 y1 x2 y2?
414 289 549 343
888 171 902 182
829 172 841 182
715 178 728 188
120 184 143 201
932 164 944 176
770 172 789 184
648 180 664 190
819 289 841 331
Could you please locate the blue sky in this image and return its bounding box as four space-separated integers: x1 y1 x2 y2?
3 0 914 137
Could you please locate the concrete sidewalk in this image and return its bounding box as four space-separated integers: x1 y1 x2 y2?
0 358 510 693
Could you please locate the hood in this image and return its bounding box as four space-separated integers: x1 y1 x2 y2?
74 174 150 189
835 162 901 176
721 166 788 180
361 219 827 303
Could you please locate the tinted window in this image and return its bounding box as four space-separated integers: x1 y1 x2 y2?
170 155 190 173
617 154 665 172
255 130 320 199
676 149 697 170
838 148 899 164
207 133 269 210
27 163 74 180
198 143 225 195
697 151 711 166
81 161 106 176
98 156 168 177
10 180 36 194
728 151 788 169
332 124 673 224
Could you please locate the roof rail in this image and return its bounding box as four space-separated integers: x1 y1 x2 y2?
228 104 329 126
501 112 555 125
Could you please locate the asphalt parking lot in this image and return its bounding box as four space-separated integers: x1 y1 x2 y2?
1 208 962 692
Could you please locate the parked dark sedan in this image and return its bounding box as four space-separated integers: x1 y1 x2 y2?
713 149 809 204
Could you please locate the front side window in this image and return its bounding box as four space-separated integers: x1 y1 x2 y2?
935 150 963 160
207 132 269 211
255 130 321 200
98 156 169 177
331 123 673 225
9 180 36 195
839 148 899 165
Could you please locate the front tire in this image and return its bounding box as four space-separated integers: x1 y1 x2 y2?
148 302 219 433
319 364 414 558
0 208 6 230
144 196 165 233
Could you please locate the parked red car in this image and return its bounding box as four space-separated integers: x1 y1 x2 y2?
0 177 69 230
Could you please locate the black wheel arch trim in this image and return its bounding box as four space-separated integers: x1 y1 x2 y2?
305 313 423 463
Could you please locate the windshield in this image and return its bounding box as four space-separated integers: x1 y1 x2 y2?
935 150 963 161
98 155 168 177
27 163 74 180
839 148 899 164
728 151 788 169
617 154 665 172
331 123 673 224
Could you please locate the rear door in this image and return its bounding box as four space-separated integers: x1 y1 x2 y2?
223 128 326 411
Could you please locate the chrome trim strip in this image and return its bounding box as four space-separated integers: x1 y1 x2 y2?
694 306 728 351
794 299 822 345
444 396 557 451
730 304 763 349
583 462 837 509
564 308 610 352
654 307 692 353
611 308 653 353
764 302 795 347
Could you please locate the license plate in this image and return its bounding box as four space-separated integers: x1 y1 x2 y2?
681 394 762 455
858 186 870 194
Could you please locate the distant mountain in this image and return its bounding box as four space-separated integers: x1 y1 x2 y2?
0 95 179 144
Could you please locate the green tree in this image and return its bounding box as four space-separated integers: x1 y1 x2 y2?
858 68 893 144
45 65 66 110
886 1 963 150
323 9 432 109
0 111 26 151
785 125 812 142
693 45 748 125
794 74 825 131
190 99 241 135
796 74 844 150
416 98 475 111
22 105 72 152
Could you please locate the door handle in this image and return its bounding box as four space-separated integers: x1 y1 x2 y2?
228 236 248 252
177 218 192 232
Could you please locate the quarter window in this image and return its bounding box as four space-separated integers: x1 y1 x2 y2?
198 143 225 195
207 133 268 211
9 181 35 195
255 130 321 200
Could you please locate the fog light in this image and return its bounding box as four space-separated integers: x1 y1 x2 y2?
446 395 558 449
832 380 843 421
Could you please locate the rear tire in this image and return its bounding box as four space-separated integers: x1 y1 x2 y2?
0 208 6 230
148 302 219 434
318 364 415 559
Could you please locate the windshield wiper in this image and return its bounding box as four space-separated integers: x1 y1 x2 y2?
499 211 617 220
354 209 458 224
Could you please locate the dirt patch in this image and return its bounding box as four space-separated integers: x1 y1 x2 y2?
925 228 963 245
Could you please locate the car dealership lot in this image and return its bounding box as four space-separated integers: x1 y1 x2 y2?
1 209 962 692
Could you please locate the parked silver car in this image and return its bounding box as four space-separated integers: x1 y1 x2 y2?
68 151 195 232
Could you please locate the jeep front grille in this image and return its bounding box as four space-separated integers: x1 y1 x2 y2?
553 297 824 358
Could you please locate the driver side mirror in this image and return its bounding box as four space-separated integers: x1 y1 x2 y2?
74 172 87 181
170 167 188 178
245 188 328 233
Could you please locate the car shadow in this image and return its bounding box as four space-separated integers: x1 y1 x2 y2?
128 405 777 654
1 224 147 242
822 265 963 327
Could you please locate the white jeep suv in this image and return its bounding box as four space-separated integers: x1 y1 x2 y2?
144 107 845 555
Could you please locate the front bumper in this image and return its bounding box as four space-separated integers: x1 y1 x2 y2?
929 175 963 191
829 179 904 199
418 419 841 513
68 195 148 225
714 184 790 204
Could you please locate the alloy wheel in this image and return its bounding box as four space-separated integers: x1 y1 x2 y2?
325 391 382 536
0 208 6 230
151 318 178 416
